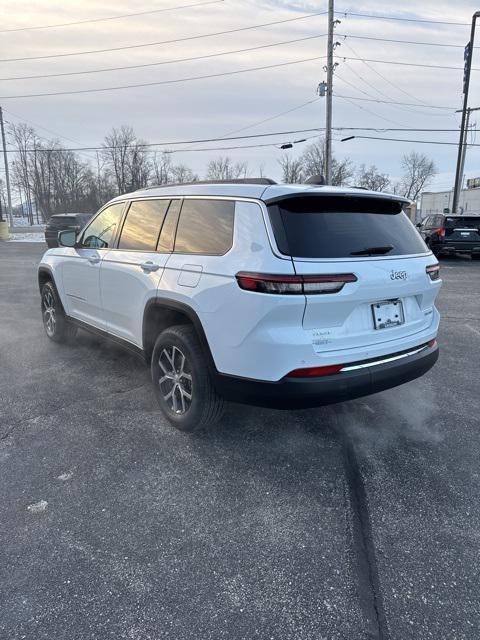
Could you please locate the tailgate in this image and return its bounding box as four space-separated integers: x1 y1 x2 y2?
294 256 438 353
444 216 480 244
267 193 439 354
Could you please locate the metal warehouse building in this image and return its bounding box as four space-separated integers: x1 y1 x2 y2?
421 180 480 218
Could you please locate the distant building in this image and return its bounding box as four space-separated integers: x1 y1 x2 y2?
421 181 480 219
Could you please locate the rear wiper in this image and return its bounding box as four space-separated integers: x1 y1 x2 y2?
350 245 394 256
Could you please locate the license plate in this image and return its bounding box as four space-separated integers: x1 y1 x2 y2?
372 300 404 330
461 232 471 237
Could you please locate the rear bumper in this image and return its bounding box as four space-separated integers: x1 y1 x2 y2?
436 241 480 254
214 341 439 409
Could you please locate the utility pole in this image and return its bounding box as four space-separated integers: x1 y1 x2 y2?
0 106 13 227
455 106 480 202
325 0 334 185
453 11 480 213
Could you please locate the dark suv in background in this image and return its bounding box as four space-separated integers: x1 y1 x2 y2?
45 213 92 248
418 214 480 259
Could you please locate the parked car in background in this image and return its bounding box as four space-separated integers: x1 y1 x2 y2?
45 213 92 248
417 214 480 259
38 180 440 431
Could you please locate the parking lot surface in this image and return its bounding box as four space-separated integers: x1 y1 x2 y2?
1 242 479 640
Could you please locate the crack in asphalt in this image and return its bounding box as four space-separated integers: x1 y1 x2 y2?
338 427 389 640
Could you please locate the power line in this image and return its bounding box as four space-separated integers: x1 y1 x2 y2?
207 99 321 138
0 55 327 100
1 126 472 154
339 32 479 49
335 93 456 111
339 40 438 110
0 12 328 63
2 107 98 161
0 0 224 33
336 9 469 26
335 73 409 126
336 54 480 72
345 135 480 146
338 73 454 122
164 136 320 154
0 35 327 82
1 127 326 153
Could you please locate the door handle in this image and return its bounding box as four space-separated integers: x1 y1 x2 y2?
88 256 100 264
140 261 160 273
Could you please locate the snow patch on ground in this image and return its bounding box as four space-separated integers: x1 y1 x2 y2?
6 233 46 243
11 218 43 227
27 500 48 513
57 471 73 481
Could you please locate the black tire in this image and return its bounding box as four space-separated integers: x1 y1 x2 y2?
41 281 77 343
151 325 224 432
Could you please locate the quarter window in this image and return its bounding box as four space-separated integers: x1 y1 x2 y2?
82 203 124 249
158 200 181 253
174 199 234 255
119 199 169 251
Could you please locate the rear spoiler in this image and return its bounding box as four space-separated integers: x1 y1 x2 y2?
263 190 410 210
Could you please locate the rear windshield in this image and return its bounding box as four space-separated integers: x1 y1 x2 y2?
445 216 480 228
268 196 427 258
49 216 76 225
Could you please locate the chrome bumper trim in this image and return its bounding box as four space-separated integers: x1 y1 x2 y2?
340 345 429 372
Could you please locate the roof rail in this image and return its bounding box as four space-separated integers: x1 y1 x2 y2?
140 177 276 191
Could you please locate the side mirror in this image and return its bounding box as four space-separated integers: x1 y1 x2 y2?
58 229 77 247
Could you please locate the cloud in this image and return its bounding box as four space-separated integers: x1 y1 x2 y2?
1 0 477 186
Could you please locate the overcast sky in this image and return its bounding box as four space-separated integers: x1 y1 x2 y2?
1 0 479 191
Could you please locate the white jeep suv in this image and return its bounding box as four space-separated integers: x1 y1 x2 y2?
38 179 441 431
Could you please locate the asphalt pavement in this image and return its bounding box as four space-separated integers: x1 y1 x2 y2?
0 242 479 640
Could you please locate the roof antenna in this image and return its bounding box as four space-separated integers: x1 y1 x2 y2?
304 175 326 185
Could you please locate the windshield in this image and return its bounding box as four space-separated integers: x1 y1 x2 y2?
268 196 427 258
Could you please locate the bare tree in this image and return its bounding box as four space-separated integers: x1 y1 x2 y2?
300 138 354 186
205 156 248 180
278 153 303 183
171 163 198 184
152 152 172 185
356 164 390 192
399 151 436 201
151 152 197 184
9 122 38 223
102 126 151 194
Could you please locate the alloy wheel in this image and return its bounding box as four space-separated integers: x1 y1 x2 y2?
158 345 193 415
42 289 56 337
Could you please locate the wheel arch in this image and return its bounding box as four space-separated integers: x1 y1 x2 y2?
142 298 217 373
38 266 55 293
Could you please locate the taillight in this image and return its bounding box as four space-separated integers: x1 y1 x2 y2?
426 264 440 281
235 272 357 295
427 339 437 348
287 364 344 378
435 227 445 237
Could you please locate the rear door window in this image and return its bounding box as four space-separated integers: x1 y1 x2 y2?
422 217 432 228
174 199 234 255
118 199 169 251
268 196 427 258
